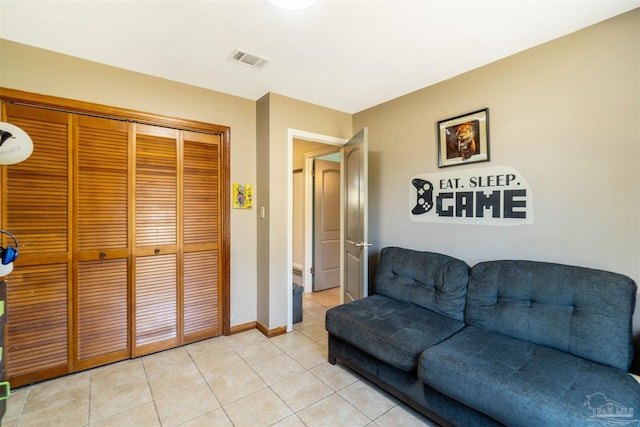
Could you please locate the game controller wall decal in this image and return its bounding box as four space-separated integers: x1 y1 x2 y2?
411 178 434 215
410 165 533 226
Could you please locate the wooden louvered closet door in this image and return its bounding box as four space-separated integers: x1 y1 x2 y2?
133 124 179 356
74 116 130 370
1 90 228 387
1 103 72 386
182 131 222 343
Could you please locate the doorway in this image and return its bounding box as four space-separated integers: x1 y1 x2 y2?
292 141 341 293
287 129 346 331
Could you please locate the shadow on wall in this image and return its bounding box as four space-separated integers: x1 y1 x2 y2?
368 250 381 296
366 151 383 296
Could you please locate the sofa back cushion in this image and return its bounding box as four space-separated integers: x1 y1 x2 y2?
467 260 637 371
374 247 469 321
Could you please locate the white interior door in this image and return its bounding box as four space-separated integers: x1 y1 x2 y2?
342 128 369 303
313 159 340 291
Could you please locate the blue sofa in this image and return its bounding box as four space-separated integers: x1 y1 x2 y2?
326 247 640 427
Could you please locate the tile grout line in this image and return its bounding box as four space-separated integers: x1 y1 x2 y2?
141 354 163 427
87 371 92 426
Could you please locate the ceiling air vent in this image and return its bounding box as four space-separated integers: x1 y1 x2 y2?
227 49 271 70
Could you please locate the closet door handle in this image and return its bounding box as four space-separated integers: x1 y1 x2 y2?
154 248 160 255
99 252 106 259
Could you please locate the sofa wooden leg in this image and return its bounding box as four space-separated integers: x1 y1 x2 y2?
328 348 337 365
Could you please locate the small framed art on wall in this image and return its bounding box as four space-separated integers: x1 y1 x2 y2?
437 108 489 167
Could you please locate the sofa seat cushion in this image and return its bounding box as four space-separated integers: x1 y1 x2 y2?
419 327 640 427
326 294 465 372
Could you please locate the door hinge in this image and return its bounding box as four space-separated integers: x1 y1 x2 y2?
310 267 315 275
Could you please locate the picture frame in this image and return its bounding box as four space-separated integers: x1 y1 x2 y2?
437 108 489 168
233 183 253 209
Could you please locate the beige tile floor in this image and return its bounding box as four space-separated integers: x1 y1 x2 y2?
3 287 437 427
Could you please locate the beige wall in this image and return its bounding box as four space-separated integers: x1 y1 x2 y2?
354 9 640 335
0 39 258 328
257 93 352 330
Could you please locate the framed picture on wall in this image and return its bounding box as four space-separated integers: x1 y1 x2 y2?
437 108 489 167
233 183 253 209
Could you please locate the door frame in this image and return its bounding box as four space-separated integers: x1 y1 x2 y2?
287 129 347 332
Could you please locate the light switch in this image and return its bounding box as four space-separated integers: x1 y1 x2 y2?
260 206 266 219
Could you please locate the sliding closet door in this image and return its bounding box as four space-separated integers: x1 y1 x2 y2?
1 103 72 386
133 124 179 356
182 131 222 343
74 115 130 370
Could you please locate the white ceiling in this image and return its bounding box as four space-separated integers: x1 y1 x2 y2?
1 0 638 113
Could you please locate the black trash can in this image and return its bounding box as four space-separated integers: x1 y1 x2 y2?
293 284 303 324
